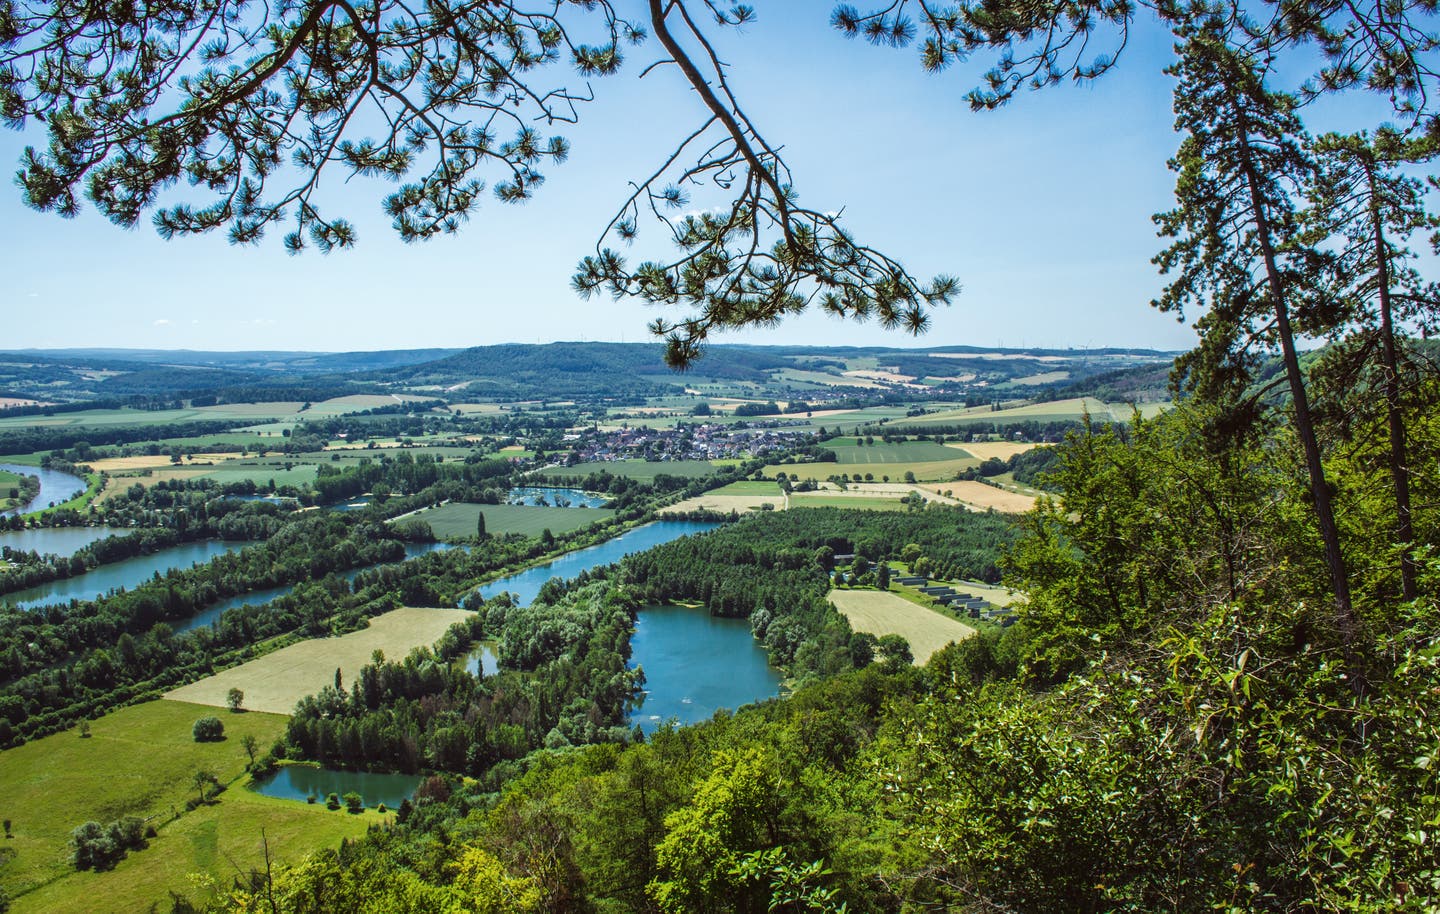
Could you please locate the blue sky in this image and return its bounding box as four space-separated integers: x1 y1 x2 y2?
0 4 1267 353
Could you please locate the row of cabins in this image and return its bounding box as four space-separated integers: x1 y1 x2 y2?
895 575 1017 627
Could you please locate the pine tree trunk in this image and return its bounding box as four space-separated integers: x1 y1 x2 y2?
1362 159 1418 601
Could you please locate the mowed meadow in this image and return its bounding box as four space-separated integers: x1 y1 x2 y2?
399 501 616 539
166 607 475 715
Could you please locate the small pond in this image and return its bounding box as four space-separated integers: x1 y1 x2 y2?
251 765 421 808
326 496 372 512
629 604 783 733
220 494 298 506
461 642 499 677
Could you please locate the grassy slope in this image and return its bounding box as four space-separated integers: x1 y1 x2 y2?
1 699 285 894
15 787 376 914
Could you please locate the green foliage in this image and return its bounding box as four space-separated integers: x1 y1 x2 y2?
70 816 145 871
650 747 786 911
191 716 224 742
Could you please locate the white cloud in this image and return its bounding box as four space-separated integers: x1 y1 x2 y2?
153 318 173 326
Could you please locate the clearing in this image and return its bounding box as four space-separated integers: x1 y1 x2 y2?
165 607 474 714
828 589 976 664
0 698 373 912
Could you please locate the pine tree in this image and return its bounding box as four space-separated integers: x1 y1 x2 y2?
1153 22 1360 669
1305 129 1439 600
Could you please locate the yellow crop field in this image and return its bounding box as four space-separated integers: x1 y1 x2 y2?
828 589 976 664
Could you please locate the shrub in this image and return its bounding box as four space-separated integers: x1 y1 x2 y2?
71 816 146 871
191 716 224 742
325 793 341 810
343 792 364 813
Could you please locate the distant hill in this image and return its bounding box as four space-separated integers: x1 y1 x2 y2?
0 342 1182 406
3 348 459 374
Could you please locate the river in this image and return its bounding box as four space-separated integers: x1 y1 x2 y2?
0 462 87 516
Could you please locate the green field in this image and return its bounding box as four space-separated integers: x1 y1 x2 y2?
768 454 980 483
401 501 617 540
0 699 373 911
299 445 481 464
821 439 961 464
197 464 320 487
537 459 720 481
788 494 908 511
16 781 375 914
707 479 782 495
892 397 1170 427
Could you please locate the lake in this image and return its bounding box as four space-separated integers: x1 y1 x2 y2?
250 765 421 808
0 526 123 556
507 486 608 508
630 604 782 733
4 540 261 611
473 519 720 606
0 463 87 515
